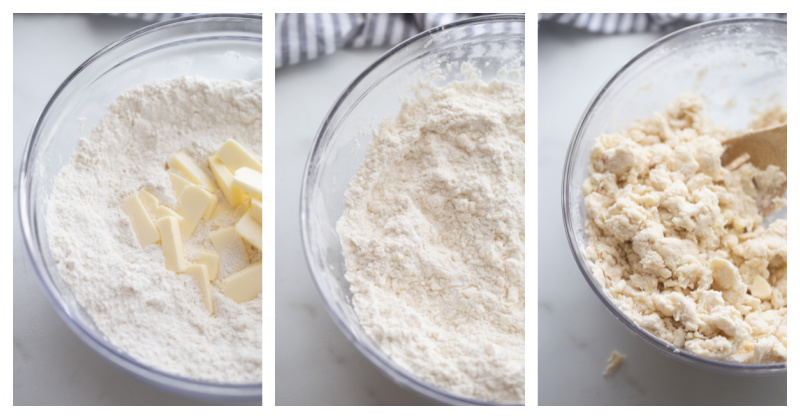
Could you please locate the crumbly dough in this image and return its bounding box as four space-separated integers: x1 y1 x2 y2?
603 350 626 377
583 94 786 364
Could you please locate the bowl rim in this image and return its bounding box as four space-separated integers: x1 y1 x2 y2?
299 13 525 405
561 17 787 374
18 13 263 401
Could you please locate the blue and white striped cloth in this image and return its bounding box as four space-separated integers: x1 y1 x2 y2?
275 13 486 69
538 13 787 34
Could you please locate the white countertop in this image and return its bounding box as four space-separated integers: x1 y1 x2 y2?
12 14 257 406
537 21 786 406
275 44 440 406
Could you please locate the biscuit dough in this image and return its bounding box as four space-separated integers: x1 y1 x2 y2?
583 94 786 364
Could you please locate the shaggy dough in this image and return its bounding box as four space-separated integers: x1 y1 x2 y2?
583 94 786 364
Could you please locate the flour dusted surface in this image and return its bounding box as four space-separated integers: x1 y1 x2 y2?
337 78 524 403
46 76 262 383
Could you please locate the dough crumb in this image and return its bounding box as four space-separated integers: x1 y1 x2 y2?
603 350 626 377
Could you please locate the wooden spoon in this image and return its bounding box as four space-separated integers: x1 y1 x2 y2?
720 123 787 217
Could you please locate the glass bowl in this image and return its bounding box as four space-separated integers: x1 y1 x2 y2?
300 15 525 405
562 18 786 375
19 14 262 401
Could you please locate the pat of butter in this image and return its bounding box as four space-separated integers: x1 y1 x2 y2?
250 198 262 224
202 193 218 220
138 190 161 212
177 185 215 237
223 262 262 303
157 216 186 272
750 276 773 300
169 151 217 192
185 264 214 315
169 171 195 199
235 208 262 251
154 205 184 223
216 139 262 173
194 249 220 282
208 154 247 207
233 167 262 200
121 193 160 248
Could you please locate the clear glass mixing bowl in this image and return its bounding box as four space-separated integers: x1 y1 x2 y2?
19 14 262 401
300 14 525 405
562 18 786 375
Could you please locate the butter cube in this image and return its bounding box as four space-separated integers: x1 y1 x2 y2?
154 205 184 223
750 276 773 300
194 249 220 282
235 208 262 251
209 227 249 277
233 167 262 200
157 216 186 272
208 154 247 207
185 264 214 315
216 139 261 173
223 262 262 303
250 198 262 224
121 193 160 248
138 190 161 213
177 185 216 237
169 151 217 192
202 193 218 220
169 171 195 199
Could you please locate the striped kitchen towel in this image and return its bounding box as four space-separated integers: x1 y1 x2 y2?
538 13 787 34
276 13 490 69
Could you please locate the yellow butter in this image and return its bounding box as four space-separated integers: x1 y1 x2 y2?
121 193 160 248
209 226 242 254
185 264 214 315
216 139 262 173
233 167 262 200
138 190 161 213
157 216 186 272
250 198 262 224
223 262 262 303
202 193 218 220
235 208 262 251
177 185 215 237
169 151 217 192
154 205 184 223
208 154 247 207
194 249 220 282
169 171 195 199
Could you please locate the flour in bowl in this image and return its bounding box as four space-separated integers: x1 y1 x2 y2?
46 76 262 383
337 76 525 403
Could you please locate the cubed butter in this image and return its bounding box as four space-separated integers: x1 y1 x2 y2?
207 154 247 207
177 185 215 237
209 227 250 275
169 151 217 192
154 205 184 223
250 198 262 224
750 276 773 300
194 249 220 282
223 262 262 303
169 171 195 199
138 190 161 213
184 264 214 315
209 227 242 254
233 167 262 200
235 208 262 251
121 193 160 248
216 139 262 173
157 216 187 272
201 193 218 220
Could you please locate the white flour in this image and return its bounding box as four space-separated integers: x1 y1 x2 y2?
46 76 262 383
337 77 525 403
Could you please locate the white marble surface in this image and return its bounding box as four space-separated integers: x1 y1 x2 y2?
275 45 440 406
537 21 787 406
12 14 257 406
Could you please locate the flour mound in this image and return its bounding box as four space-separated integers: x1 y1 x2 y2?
337 78 525 403
46 76 262 383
